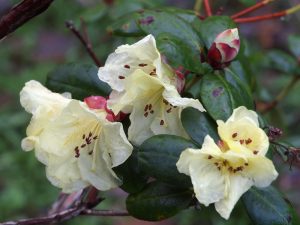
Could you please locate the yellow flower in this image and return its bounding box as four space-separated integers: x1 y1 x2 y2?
98 35 205 145
176 106 278 219
20 80 133 193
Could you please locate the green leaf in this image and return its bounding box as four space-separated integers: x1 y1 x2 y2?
196 16 236 48
138 10 205 73
126 181 193 221
138 135 197 187
181 107 219 146
266 50 297 74
288 35 300 58
46 63 111 100
243 186 293 225
199 71 254 121
113 148 148 194
224 68 254 109
238 0 256 7
108 12 146 37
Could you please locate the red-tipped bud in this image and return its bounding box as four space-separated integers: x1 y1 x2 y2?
84 96 116 122
207 28 240 69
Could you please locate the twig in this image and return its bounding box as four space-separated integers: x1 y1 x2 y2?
0 0 54 40
261 76 300 114
194 0 203 13
231 0 275 19
234 4 300 23
65 20 101 67
0 209 129 225
82 209 129 217
204 0 212 16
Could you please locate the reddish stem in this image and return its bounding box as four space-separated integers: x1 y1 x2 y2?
231 0 274 19
234 11 286 23
204 0 212 16
235 4 300 23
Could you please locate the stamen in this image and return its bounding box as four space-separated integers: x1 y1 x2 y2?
138 63 147 67
244 163 249 166
253 150 258 155
239 140 244 144
144 112 149 117
232 133 237 138
81 144 86 148
149 104 152 110
82 134 85 139
74 146 80 158
124 64 130 69
166 108 172 113
246 138 252 145
144 104 149 112
208 155 213 159
163 99 168 105
93 136 98 140
118 75 125 79
150 110 154 114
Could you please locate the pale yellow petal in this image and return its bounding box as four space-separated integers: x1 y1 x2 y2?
243 156 278 188
177 148 226 206
98 35 165 92
101 122 133 167
20 80 69 115
227 106 259 126
215 175 253 220
163 84 205 112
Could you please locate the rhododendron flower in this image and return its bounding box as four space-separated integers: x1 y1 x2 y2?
20 80 133 193
98 35 205 145
176 106 278 219
207 28 240 69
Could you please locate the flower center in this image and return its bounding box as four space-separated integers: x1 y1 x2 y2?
207 154 249 174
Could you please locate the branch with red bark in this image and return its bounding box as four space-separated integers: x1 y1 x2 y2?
0 0 54 40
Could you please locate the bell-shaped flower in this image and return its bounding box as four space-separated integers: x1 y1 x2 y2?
207 28 240 69
98 35 205 145
20 80 133 193
176 106 278 219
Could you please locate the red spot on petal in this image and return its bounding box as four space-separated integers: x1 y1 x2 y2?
160 120 164 125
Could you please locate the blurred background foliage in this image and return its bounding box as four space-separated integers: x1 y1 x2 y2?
0 0 299 224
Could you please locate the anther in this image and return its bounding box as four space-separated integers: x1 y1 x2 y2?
239 140 244 144
124 64 130 69
232 133 237 138
138 63 147 67
118 75 125 79
253 150 258 155
82 134 85 139
208 155 213 159
144 112 149 117
166 108 172 113
246 138 252 145
160 120 164 125
144 104 149 112
81 144 86 148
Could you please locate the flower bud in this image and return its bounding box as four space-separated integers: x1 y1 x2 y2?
207 28 240 69
84 96 116 122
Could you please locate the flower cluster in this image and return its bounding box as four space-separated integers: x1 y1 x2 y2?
20 31 277 219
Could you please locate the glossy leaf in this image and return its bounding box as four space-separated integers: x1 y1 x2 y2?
243 186 293 225
138 10 205 73
197 16 236 48
288 35 300 58
266 50 297 74
46 63 111 100
126 181 193 221
108 12 146 37
113 148 148 194
199 71 254 121
138 135 197 187
181 107 219 146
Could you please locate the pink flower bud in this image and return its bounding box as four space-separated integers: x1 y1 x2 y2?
84 96 116 122
207 28 240 69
